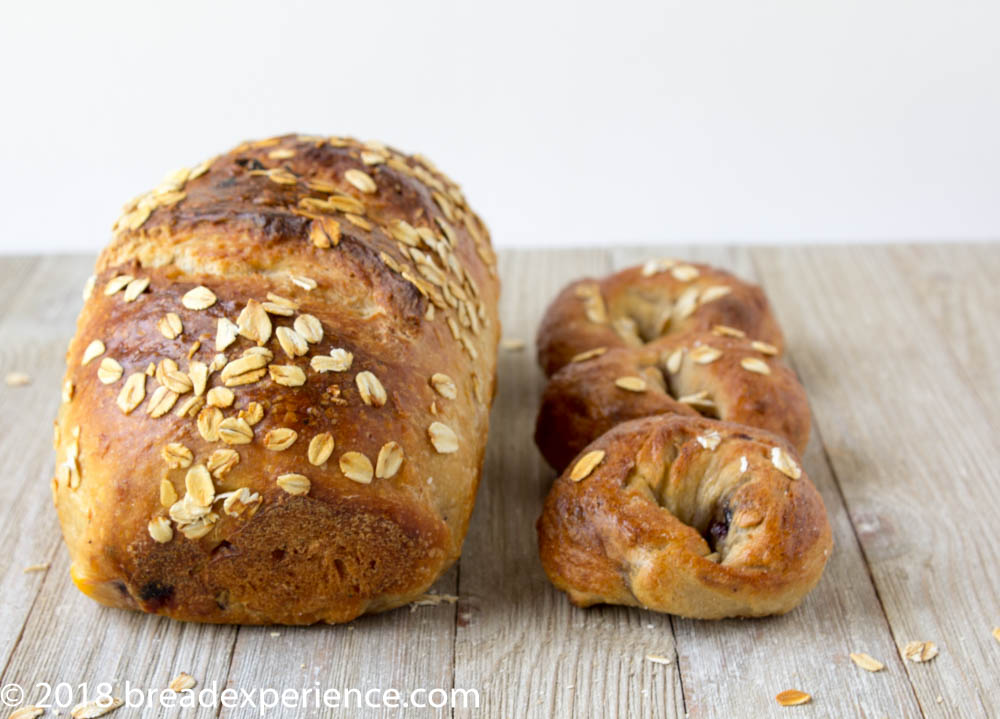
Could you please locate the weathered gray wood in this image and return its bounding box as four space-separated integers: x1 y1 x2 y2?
0 255 87 667
611 246 924 718
0 247 996 718
751 245 1000 718
0 256 236 719
454 249 686 719
218 567 459 719
888 243 1000 412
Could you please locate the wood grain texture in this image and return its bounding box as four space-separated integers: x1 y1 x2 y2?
0 256 236 719
751 245 1000 718
0 255 92 665
0 255 47 666
455 250 686 719
0 247 997 719
613 246 924 719
888 243 1000 412
219 567 459 719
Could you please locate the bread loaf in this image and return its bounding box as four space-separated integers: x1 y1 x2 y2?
52 134 499 624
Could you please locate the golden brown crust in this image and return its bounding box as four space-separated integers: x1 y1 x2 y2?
537 416 832 618
536 260 784 378
53 134 499 624
534 260 829 619
535 331 810 471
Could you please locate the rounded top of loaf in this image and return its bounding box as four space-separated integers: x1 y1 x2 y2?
104 133 496 302
53 134 501 623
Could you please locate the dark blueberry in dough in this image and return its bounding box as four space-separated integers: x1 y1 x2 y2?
705 508 733 550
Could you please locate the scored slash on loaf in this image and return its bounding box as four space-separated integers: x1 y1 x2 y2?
52 133 500 624
534 260 832 618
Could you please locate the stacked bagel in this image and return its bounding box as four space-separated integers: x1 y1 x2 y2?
534 259 832 618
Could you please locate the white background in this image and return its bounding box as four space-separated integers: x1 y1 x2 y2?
2 0 998 253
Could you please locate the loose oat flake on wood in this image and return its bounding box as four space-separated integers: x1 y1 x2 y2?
849 652 885 672
70 697 124 718
902 640 939 662
9 707 45 719
5 371 30 386
168 672 197 692
775 689 811 706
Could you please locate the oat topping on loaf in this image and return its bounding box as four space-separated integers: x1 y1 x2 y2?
52 133 499 624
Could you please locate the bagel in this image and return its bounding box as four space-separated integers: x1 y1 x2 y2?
535 331 811 472
536 259 784 377
537 415 832 618
534 260 831 618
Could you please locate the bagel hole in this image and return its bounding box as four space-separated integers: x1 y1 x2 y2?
661 371 721 419
614 290 674 343
639 365 667 393
632 440 743 560
611 317 644 347
691 402 720 421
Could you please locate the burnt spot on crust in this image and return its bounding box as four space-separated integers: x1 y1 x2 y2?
138 580 174 609
234 156 267 172
244 210 312 243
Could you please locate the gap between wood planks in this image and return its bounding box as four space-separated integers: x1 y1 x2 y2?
887 243 1000 432
0 256 240 719
750 245 1000 717
455 249 685 719
745 249 928 719
2 249 997 718
613 246 924 719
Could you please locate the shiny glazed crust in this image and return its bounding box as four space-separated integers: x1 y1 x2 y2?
534 260 830 618
535 332 811 471
53 134 499 624
536 261 784 378
537 416 832 618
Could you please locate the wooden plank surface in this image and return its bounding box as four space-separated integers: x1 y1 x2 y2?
454 250 686 719
613 247 924 719
0 256 237 719
0 255 46 665
0 246 997 719
751 245 1000 718
888 243 1000 412
220 565 459 719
